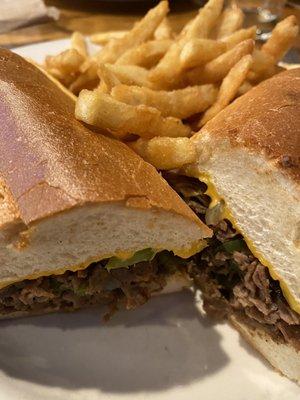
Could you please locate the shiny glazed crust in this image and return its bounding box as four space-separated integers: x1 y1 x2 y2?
0 49 209 235
194 68 300 183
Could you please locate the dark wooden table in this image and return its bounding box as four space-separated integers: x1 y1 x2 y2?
0 0 299 56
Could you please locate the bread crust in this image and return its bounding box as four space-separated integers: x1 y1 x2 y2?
0 49 209 236
195 68 300 182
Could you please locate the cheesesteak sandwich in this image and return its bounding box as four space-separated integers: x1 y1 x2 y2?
164 68 300 383
0 49 211 319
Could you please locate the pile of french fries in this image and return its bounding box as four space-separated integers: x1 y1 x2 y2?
43 0 298 170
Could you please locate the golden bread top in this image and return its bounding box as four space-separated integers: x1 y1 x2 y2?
197 68 300 183
0 49 209 235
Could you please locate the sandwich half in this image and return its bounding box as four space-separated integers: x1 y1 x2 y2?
164 68 300 383
0 49 211 319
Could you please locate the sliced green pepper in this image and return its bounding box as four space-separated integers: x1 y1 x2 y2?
221 239 247 254
105 248 156 271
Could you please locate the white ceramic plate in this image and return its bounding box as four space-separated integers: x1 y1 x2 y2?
0 39 297 400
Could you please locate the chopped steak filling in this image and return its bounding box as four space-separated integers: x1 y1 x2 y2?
0 251 185 319
164 172 300 350
2 169 298 346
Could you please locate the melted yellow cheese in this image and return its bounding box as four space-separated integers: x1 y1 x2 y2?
174 240 207 259
198 172 300 315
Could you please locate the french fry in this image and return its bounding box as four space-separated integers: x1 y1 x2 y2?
199 54 253 126
181 0 224 39
180 39 227 69
186 39 254 85
149 0 224 86
252 49 275 73
44 67 76 89
90 30 128 45
75 90 191 139
101 64 152 88
116 39 172 68
98 81 110 94
222 26 256 48
95 1 169 64
248 51 285 83
43 0 299 152
247 49 275 82
237 80 253 96
45 49 85 74
98 64 121 93
129 137 197 170
262 16 299 63
45 67 67 82
148 41 183 88
71 32 88 58
79 57 95 74
111 84 218 119
69 62 99 94
154 18 174 40
128 138 149 159
215 4 244 39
